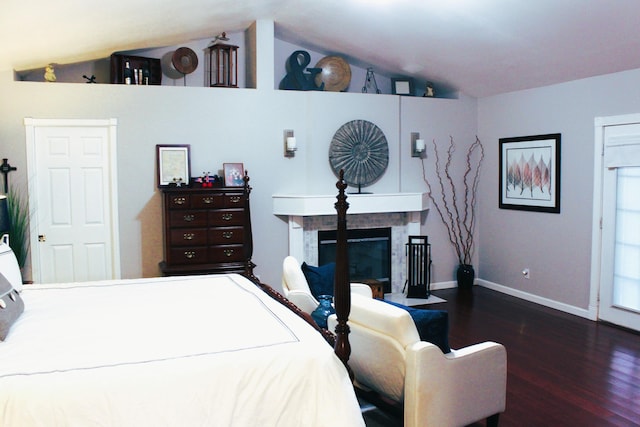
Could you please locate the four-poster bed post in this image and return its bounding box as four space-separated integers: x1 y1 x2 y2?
333 170 351 369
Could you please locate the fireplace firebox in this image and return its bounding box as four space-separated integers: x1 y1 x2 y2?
318 227 392 292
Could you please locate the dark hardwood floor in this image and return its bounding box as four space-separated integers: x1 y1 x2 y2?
416 287 640 427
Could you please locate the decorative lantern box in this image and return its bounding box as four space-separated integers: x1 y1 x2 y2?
205 43 239 88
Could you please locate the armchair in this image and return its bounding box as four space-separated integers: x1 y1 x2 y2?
329 294 507 427
281 255 372 314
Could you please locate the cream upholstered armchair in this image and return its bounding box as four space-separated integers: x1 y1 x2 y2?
281 255 372 314
329 294 507 427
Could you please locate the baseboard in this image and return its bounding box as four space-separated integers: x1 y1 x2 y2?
477 279 594 320
428 279 595 320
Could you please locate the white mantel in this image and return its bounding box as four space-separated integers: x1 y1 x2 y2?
273 193 430 273
272 192 429 216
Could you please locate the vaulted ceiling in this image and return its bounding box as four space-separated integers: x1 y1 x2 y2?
3 0 640 97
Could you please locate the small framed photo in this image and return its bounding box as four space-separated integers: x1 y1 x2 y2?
499 133 561 213
157 144 190 187
391 78 414 96
223 163 245 187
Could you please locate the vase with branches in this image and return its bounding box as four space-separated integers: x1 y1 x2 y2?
421 136 484 289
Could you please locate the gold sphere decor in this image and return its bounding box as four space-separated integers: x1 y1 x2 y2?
314 56 351 92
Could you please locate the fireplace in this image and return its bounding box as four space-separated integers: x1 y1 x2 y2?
318 227 392 292
272 191 429 294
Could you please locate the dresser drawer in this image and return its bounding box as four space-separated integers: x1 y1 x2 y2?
169 228 208 246
191 193 223 209
208 209 245 226
168 247 208 265
169 210 208 227
223 194 245 208
209 244 244 262
209 227 244 244
167 194 190 209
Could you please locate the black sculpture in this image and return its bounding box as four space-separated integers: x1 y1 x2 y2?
280 50 324 91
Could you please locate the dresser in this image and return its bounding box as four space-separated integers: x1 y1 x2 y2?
159 179 255 277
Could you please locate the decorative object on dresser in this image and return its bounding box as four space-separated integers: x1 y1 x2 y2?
420 136 484 290
159 171 255 277
156 144 191 187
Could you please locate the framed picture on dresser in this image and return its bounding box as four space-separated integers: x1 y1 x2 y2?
157 144 190 187
223 163 245 187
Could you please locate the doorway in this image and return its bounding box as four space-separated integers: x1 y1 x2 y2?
592 114 640 331
24 118 120 284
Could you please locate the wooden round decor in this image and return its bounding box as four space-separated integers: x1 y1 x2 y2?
329 120 389 189
314 56 351 92
172 47 198 75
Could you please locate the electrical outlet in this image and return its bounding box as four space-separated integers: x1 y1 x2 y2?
522 268 530 279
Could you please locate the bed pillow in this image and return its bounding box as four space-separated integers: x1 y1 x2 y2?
301 262 335 299
383 300 450 354
0 272 24 341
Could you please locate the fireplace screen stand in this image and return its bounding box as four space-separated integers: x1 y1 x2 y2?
404 235 431 298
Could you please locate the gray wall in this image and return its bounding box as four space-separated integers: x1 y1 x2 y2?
7 57 640 316
0 70 477 290
477 68 640 313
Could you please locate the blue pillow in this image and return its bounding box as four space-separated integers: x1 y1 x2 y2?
383 300 451 354
301 262 335 299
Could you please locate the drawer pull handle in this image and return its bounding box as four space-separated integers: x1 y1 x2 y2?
223 249 234 257
174 197 186 205
229 196 241 203
184 251 196 259
203 197 214 204
222 231 234 239
183 214 195 222
222 213 233 221
183 233 195 240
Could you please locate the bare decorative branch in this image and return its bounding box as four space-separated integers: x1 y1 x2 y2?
421 136 484 266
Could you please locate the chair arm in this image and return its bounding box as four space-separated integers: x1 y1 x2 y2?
350 283 373 298
404 341 507 427
284 290 319 314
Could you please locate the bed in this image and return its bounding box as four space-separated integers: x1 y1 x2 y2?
0 173 362 426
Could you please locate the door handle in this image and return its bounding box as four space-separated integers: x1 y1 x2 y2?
38 234 46 242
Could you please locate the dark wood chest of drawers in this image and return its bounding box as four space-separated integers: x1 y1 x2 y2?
159 183 254 277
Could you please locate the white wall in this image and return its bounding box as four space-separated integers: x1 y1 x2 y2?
478 68 640 312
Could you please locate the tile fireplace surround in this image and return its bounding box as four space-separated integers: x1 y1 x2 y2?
272 192 429 293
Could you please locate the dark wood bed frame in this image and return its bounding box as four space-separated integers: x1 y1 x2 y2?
252 170 351 368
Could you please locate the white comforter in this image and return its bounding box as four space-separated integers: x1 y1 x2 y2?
0 274 364 427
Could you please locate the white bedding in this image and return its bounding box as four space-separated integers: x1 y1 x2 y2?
0 274 364 427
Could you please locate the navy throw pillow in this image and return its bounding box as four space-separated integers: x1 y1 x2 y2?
301 262 335 299
383 300 451 354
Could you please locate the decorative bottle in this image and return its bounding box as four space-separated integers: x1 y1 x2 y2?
311 295 335 329
124 60 132 85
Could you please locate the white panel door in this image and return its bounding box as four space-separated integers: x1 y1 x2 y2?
25 119 120 284
598 121 640 331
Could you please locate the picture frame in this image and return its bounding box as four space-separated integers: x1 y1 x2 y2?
391 78 414 96
499 133 561 213
156 144 191 187
223 163 245 187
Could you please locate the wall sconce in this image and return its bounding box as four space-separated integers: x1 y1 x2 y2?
411 132 426 157
284 130 297 157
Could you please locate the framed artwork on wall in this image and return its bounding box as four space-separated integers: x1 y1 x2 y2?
157 144 190 187
223 163 245 187
499 133 561 213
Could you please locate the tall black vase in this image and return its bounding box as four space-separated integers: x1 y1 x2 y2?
456 264 475 290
